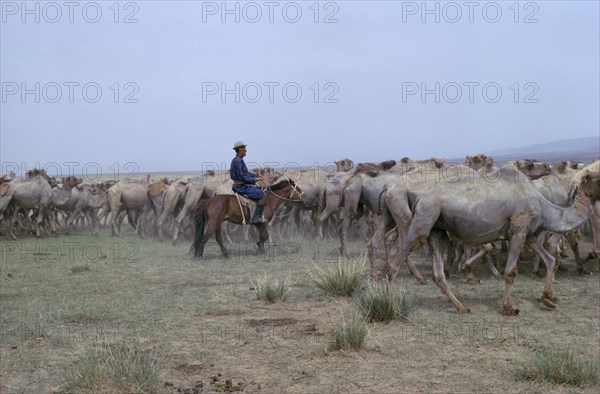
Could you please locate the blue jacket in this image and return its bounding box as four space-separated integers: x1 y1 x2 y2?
230 154 265 200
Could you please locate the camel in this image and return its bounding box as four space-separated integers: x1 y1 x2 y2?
374 158 552 283
573 161 600 268
552 160 600 268
315 159 400 239
157 178 189 241
388 162 600 316
277 160 353 238
91 180 117 230
107 177 151 237
453 157 550 276
7 169 55 239
50 176 91 234
331 159 425 258
144 177 170 235
0 173 16 217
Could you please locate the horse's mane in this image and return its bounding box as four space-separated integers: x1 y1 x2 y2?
269 178 295 191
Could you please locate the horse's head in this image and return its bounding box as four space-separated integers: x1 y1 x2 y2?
269 178 304 203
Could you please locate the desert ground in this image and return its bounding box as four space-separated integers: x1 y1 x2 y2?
1 221 599 393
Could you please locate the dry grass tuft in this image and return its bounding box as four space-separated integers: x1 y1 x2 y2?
517 346 599 387
308 255 367 297
60 341 163 393
356 280 417 322
251 272 296 303
327 314 368 351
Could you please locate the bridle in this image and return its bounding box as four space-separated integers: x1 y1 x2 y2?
265 179 304 203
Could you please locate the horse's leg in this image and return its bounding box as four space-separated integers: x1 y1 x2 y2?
256 224 269 254
215 223 229 258
198 216 222 258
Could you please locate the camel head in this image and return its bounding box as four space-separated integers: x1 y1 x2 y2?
334 158 354 172
576 167 600 203
1 172 16 183
378 160 397 170
513 159 551 180
465 154 494 171
62 176 82 188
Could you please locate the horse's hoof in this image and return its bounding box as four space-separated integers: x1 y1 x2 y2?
465 278 481 285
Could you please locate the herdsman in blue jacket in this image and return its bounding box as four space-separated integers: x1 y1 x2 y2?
230 141 268 224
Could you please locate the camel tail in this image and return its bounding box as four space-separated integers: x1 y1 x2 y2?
190 200 208 257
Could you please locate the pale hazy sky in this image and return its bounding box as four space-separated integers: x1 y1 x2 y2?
1 0 599 176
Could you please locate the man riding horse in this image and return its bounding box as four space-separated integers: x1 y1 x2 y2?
230 141 268 224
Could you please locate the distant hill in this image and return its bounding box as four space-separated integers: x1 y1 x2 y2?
487 136 599 156
445 136 599 165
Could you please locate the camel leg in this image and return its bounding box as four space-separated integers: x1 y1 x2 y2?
9 207 20 240
565 231 590 275
83 210 96 236
429 231 470 313
136 209 146 239
316 204 339 240
383 227 398 277
223 223 234 246
367 212 395 280
34 206 51 238
157 211 167 241
501 231 527 316
110 207 125 236
587 202 600 267
214 224 229 258
461 244 494 284
172 218 183 246
389 207 437 285
337 216 351 258
527 235 558 308
533 232 549 276
484 253 502 279
444 239 457 278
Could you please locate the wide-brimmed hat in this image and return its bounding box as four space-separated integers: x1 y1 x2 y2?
233 141 247 150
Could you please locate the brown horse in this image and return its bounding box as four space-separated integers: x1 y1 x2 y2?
191 178 303 258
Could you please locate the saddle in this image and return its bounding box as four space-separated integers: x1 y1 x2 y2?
232 192 255 224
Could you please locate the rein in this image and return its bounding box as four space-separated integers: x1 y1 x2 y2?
266 181 304 203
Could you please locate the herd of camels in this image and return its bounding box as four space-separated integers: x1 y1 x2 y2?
1 154 599 316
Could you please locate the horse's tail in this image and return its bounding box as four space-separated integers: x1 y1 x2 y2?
190 200 208 257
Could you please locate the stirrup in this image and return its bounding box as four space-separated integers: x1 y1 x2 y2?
251 215 268 224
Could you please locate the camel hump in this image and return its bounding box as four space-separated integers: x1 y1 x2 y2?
148 181 167 197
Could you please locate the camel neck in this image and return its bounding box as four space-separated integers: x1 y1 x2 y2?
542 181 591 233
